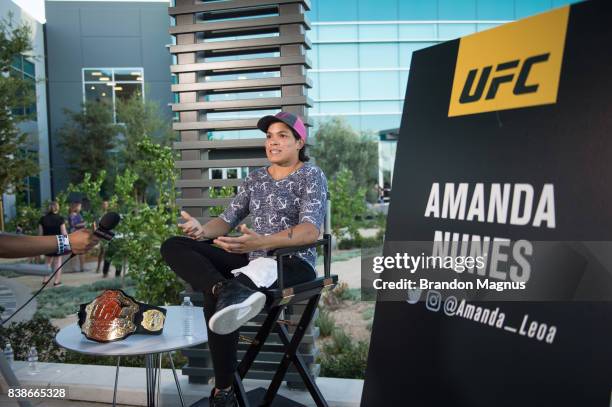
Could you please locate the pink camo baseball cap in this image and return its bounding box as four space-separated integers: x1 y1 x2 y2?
257 112 307 143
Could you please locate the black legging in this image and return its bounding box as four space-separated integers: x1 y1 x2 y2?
160 236 315 388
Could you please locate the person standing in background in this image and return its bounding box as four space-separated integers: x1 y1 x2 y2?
68 202 86 272
39 201 67 286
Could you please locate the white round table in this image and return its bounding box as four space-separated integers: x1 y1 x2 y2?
55 305 207 407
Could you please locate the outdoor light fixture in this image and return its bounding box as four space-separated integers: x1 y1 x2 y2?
91 72 102 76
100 77 110 81
101 92 106 97
130 72 141 76
115 86 123 91
90 86 95 90
136 77 143 81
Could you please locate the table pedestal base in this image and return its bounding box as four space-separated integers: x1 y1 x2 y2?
112 352 185 407
191 387 306 407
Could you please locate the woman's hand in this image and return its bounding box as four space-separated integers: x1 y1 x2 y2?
214 224 264 253
178 211 205 240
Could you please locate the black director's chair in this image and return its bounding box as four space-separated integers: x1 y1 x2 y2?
193 203 337 407
230 201 337 407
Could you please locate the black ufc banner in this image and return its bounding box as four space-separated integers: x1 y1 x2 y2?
362 1 612 406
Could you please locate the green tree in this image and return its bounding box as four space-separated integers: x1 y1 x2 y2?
111 137 183 304
328 168 366 239
0 14 38 223
310 117 378 196
57 101 119 183
115 93 175 202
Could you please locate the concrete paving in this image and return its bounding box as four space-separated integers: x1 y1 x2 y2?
0 277 36 324
317 257 361 289
0 361 363 407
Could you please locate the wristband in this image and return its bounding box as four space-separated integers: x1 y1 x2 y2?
56 235 72 255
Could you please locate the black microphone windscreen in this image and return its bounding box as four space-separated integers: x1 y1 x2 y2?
99 212 120 230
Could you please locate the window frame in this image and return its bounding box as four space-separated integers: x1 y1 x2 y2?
82 67 145 123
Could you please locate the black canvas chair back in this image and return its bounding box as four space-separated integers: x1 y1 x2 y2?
232 199 337 407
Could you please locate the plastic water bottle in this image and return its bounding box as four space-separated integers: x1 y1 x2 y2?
27 346 38 374
182 296 194 337
3 343 14 366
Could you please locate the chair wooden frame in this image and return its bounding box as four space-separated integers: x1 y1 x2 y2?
232 233 337 407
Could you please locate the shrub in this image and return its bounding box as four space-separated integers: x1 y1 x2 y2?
315 308 336 337
337 234 383 250
0 317 63 362
35 277 135 319
6 204 41 235
208 186 236 217
323 282 360 308
319 330 369 379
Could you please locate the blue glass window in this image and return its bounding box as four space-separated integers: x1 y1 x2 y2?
204 90 280 101
205 109 279 120
358 0 398 20
360 101 401 114
359 44 398 69
399 24 437 40
360 71 399 100
360 114 402 132
319 72 359 100
311 102 320 115
309 25 318 43
359 24 398 41
477 23 502 32
400 71 410 91
398 0 438 20
477 0 514 20
438 24 477 40
308 46 319 70
318 0 358 21
201 71 279 82
308 72 320 100
439 0 476 20
319 101 359 114
318 44 358 69
318 25 358 41
552 0 578 7
515 0 554 18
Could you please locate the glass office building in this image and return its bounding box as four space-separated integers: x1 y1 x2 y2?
306 0 580 185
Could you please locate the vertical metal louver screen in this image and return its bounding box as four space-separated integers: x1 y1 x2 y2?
169 0 312 222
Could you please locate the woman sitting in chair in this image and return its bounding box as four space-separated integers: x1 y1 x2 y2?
161 112 327 407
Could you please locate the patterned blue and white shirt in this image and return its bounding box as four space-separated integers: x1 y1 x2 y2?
219 163 328 270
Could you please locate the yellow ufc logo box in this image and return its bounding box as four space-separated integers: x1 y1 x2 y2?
448 6 569 117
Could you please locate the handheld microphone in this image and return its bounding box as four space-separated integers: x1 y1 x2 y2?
1 212 121 326
94 212 121 241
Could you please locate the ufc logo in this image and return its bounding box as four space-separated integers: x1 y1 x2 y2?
459 53 550 104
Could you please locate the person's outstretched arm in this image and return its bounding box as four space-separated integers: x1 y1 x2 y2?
178 211 232 240
0 229 99 258
213 223 319 253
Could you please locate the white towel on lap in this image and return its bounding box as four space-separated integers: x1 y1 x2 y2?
231 256 277 288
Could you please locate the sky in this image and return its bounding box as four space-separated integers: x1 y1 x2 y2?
11 0 171 24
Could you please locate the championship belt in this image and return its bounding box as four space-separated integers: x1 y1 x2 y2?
77 290 166 343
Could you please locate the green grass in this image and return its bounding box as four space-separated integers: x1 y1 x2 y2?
315 308 336 337
0 269 21 278
361 306 375 321
35 277 136 319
